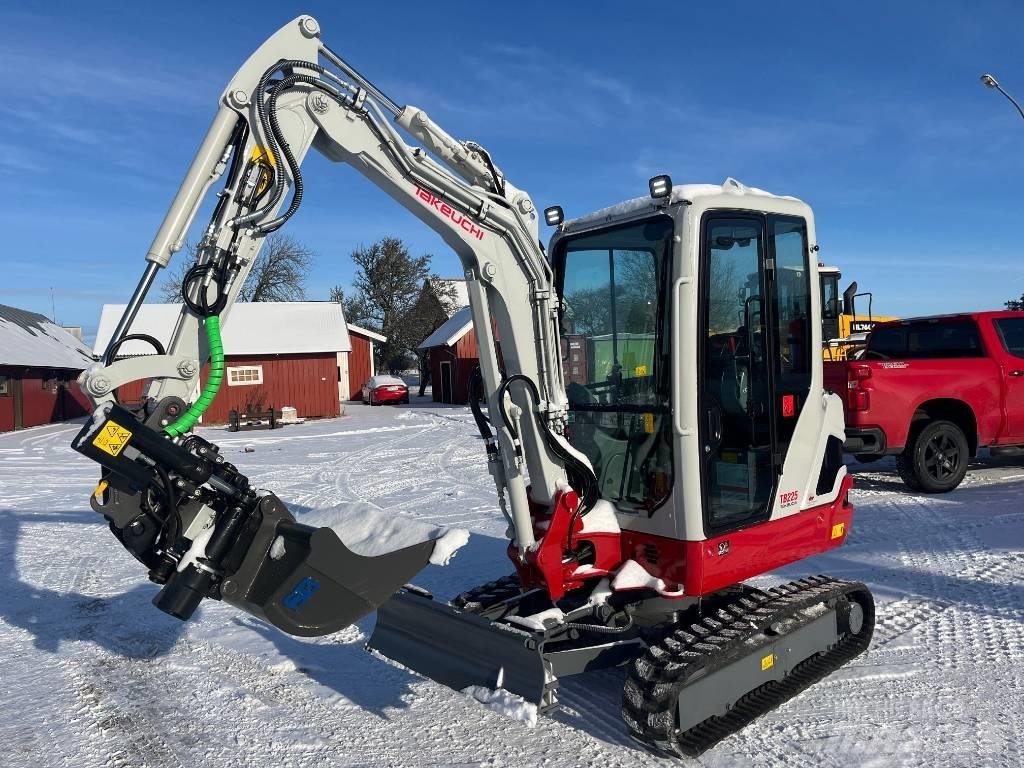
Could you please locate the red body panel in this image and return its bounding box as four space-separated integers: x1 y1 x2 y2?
620 474 853 595
512 475 854 600
825 311 1024 452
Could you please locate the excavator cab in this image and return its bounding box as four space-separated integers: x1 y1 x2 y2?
548 179 849 565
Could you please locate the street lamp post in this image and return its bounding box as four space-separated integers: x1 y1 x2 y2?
980 73 1024 121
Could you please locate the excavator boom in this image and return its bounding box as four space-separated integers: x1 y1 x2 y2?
75 14 596 633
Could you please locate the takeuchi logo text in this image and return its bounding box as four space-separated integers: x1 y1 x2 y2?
415 187 485 240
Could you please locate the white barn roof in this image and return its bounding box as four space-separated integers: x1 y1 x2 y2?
346 323 387 343
0 304 94 369
94 302 352 357
417 305 473 350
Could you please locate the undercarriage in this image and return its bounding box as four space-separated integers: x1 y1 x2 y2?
371 574 875 756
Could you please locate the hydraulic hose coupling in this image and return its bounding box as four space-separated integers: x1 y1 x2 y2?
164 316 225 437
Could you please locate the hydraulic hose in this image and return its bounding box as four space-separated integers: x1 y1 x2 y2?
164 316 225 437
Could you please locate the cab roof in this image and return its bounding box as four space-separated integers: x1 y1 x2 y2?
562 177 806 233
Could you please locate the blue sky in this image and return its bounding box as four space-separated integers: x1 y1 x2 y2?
2 1 1023 343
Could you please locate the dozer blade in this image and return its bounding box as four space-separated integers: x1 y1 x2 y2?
368 587 557 709
216 495 438 637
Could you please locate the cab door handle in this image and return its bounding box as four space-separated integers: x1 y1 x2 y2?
1010 370 1024 377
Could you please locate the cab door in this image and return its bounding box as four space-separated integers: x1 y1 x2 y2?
699 215 774 534
698 213 812 535
992 317 1024 441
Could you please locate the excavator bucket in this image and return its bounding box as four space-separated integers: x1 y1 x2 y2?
215 507 441 637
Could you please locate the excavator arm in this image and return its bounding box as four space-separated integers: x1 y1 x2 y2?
74 15 595 634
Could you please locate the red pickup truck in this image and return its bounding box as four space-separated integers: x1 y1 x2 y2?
824 310 1024 492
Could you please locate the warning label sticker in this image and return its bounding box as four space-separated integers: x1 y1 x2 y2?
91 420 133 457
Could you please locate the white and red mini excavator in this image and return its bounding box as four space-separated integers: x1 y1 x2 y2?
72 16 873 757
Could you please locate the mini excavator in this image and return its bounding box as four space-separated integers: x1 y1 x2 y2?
73 16 873 757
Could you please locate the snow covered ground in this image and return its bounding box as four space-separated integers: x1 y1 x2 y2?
1 400 1021 767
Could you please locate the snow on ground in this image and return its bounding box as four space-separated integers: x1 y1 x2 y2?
0 399 1021 767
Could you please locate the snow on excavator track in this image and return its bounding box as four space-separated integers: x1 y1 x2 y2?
623 576 875 757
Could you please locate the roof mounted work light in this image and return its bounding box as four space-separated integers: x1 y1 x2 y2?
544 206 564 226
649 174 672 199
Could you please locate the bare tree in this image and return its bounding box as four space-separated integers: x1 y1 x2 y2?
157 258 191 303
238 234 313 302
156 234 314 304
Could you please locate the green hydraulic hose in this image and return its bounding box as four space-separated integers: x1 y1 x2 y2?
164 315 225 437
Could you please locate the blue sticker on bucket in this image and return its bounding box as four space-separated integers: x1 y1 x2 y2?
282 576 320 611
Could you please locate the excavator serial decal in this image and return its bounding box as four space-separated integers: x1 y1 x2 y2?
415 187 485 240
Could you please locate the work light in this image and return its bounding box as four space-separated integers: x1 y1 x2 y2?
544 206 564 226
648 174 672 199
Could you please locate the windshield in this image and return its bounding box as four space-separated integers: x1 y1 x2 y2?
555 217 674 513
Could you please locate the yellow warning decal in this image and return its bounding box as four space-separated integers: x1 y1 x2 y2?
634 364 648 376
761 653 774 671
92 420 133 457
831 522 846 540
250 145 276 167
643 413 655 433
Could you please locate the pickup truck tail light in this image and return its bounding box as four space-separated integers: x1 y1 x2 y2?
846 365 871 411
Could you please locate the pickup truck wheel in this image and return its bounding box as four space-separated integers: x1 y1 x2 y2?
895 453 923 491
901 420 969 493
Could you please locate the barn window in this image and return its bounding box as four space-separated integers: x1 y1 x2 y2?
0 376 9 396
227 366 264 386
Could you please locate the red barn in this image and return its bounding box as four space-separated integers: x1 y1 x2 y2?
344 324 387 401
417 306 479 404
0 303 94 432
95 302 354 423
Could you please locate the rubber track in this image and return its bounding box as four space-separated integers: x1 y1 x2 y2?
450 574 522 612
621 575 875 758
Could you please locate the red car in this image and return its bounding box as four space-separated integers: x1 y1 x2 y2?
824 310 1024 491
362 375 410 405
